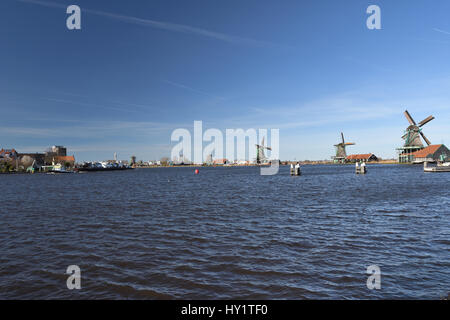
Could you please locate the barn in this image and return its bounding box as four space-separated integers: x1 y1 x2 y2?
409 144 450 163
346 153 378 163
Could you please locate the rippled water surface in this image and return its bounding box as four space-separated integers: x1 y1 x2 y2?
0 165 449 299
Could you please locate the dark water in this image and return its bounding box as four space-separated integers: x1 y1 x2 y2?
0 165 449 299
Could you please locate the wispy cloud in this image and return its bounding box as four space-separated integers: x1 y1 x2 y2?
44 98 141 113
16 0 279 47
342 56 393 73
163 80 224 99
210 95 402 131
110 100 156 110
0 119 184 160
433 28 450 36
0 120 187 139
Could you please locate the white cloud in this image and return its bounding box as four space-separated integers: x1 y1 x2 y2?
433 28 450 36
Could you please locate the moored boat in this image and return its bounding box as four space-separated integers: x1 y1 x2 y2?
423 161 450 172
48 163 74 174
76 161 133 172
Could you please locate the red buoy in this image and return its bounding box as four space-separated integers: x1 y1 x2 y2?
194 169 199 174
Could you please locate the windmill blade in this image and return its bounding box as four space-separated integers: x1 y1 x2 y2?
418 115 434 127
420 131 432 146
261 136 265 147
265 147 272 151
404 110 416 125
341 132 345 144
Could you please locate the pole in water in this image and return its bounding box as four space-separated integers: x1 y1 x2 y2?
290 162 301 176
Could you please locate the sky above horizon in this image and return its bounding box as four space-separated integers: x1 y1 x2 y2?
1 0 450 161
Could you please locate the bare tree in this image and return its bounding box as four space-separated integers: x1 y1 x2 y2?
20 156 34 168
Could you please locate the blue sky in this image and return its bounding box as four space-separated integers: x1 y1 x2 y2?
1 0 450 161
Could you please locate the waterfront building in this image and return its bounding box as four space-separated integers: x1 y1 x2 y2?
213 158 228 165
346 154 378 163
405 144 450 164
53 155 76 167
45 145 68 164
51 146 67 156
0 148 19 160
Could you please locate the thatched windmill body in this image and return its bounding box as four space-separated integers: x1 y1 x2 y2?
333 132 355 163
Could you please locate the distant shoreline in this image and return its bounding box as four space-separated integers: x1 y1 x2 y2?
0 161 413 174
134 161 401 168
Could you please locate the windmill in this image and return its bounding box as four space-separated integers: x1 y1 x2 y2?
333 132 355 163
255 137 272 164
397 110 434 163
402 110 434 148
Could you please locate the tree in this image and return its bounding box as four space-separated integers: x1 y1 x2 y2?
160 157 169 166
0 160 13 173
20 156 34 168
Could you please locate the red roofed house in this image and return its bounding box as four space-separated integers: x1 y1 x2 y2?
408 144 450 163
346 153 378 163
0 148 19 161
53 155 76 167
213 158 228 165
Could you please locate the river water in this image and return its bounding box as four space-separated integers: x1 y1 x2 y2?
0 165 448 299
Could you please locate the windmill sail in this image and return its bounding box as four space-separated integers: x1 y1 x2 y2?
418 115 435 127
404 110 416 126
402 110 434 147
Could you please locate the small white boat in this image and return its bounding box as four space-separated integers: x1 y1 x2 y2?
48 163 74 174
424 162 450 172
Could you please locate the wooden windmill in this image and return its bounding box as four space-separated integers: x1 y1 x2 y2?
333 132 355 163
402 110 434 148
397 110 434 163
255 137 272 164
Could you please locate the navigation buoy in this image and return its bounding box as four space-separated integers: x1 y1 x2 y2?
194 169 199 174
